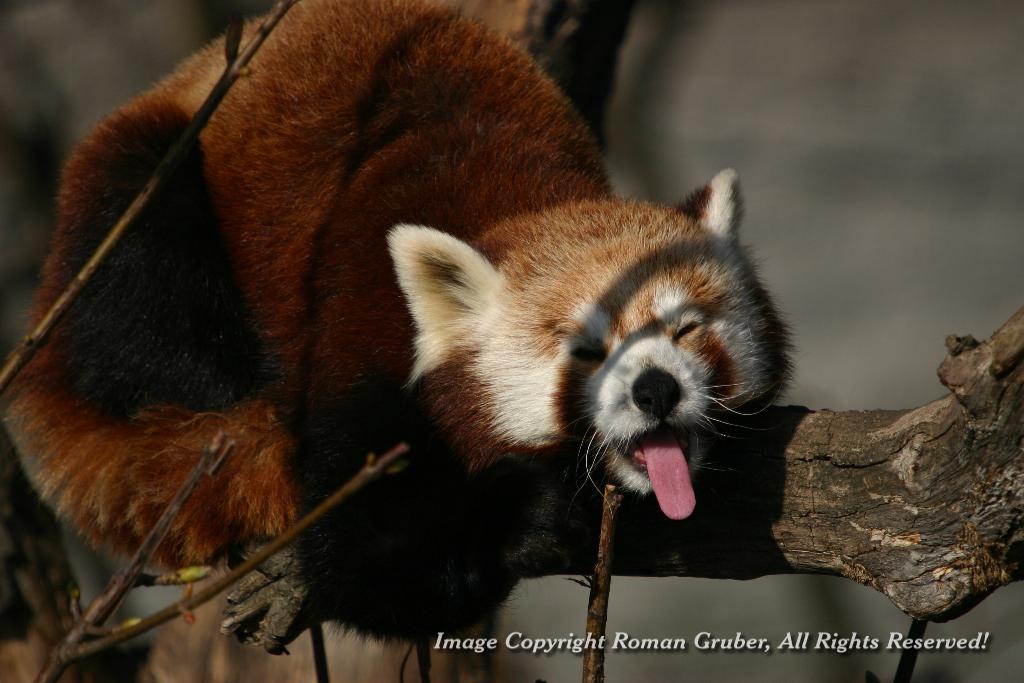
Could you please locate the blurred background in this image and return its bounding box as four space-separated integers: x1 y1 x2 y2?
1 0 1022 681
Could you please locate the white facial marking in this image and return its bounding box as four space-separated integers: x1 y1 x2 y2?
653 288 687 325
593 327 711 494
473 305 562 447
588 333 711 447
653 288 708 338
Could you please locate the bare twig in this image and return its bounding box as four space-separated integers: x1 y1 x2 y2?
416 637 432 683
400 643 415 683
99 433 234 624
500 304 1024 625
224 15 244 63
311 623 330 683
34 432 235 683
893 619 928 683
69 442 409 660
0 0 302 398
582 484 622 683
135 566 213 587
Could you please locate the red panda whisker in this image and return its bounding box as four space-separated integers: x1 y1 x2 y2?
572 425 595 482
569 426 604 505
706 395 758 416
706 383 783 417
563 414 596 434
571 428 596 493
693 414 724 439
581 432 606 498
711 402 769 418
573 425 598 470
696 463 741 474
702 413 773 431
592 440 616 487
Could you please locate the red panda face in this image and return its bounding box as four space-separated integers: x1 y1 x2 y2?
390 169 789 520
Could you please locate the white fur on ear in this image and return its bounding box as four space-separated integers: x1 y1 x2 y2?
701 168 742 238
388 224 503 380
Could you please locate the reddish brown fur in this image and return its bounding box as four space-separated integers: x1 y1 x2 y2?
8 0 609 566
481 199 733 349
9 1 782 568
688 330 737 399
10 377 297 565
677 184 712 221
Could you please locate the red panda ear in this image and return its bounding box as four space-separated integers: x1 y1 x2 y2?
678 168 742 238
388 224 503 380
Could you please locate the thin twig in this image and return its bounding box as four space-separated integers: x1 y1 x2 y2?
0 0 302 398
96 433 234 625
311 623 330 683
581 484 622 683
34 432 235 683
67 584 82 621
28 6 302 679
69 442 409 660
416 637 432 683
135 566 213 587
893 619 928 683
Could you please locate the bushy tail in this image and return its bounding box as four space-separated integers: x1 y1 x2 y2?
8 386 297 567
6 92 298 567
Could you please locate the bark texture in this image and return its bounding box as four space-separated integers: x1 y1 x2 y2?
545 306 1024 622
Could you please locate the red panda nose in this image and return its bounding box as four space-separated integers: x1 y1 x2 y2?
632 368 682 420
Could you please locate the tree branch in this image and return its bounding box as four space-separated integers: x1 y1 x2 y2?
582 484 622 683
34 433 235 683
452 0 1024 625
6 8 1018 683
69 442 408 661
0 0 302 399
530 305 1024 622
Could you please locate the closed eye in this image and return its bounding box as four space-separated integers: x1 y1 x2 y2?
673 321 701 341
571 345 606 363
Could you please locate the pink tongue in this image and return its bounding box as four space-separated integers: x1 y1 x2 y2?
637 426 695 520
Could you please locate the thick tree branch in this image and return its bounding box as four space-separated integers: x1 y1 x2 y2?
451 0 1024 624
531 305 1024 622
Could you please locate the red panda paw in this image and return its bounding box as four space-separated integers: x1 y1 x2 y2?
220 541 313 654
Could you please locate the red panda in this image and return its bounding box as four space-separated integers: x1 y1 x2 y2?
6 0 788 640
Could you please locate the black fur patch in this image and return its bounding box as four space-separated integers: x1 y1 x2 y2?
58 109 269 417
294 376 587 638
